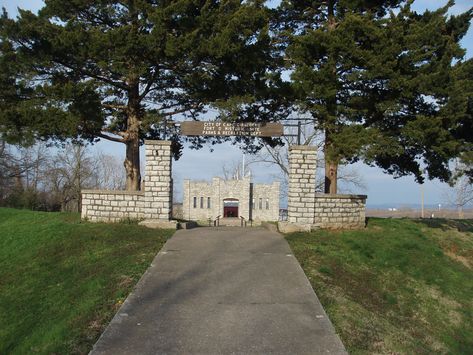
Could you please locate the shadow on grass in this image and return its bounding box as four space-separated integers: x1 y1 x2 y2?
415 218 473 233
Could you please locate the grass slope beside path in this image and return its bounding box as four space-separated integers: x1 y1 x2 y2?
286 218 473 355
0 208 174 354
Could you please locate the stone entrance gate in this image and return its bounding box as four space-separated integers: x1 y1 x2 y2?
81 140 366 230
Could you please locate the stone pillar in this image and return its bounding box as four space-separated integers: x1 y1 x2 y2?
140 140 177 229
287 145 317 225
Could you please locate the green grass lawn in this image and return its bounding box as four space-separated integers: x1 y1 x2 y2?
286 218 473 355
0 208 174 354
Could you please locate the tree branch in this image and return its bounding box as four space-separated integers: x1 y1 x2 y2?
139 68 160 100
54 60 129 91
163 104 202 117
97 132 125 143
102 103 127 110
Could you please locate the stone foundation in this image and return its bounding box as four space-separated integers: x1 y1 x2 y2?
81 190 144 222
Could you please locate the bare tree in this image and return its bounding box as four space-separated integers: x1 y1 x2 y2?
445 174 473 219
95 152 126 190
17 143 50 191
45 144 100 212
247 123 366 194
1 139 129 211
220 159 253 181
0 141 52 208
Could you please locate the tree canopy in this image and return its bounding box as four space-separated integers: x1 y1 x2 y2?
0 0 274 190
277 0 473 193
1 0 472 193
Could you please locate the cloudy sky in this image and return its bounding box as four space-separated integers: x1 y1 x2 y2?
2 0 472 207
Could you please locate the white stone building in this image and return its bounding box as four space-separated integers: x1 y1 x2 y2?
183 176 280 222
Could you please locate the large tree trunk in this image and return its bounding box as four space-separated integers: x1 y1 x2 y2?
123 11 142 192
324 159 338 194
124 82 142 191
324 131 338 194
124 132 141 191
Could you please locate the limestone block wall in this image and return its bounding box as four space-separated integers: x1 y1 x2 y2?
286 145 367 229
288 145 317 224
252 182 280 221
81 140 173 224
143 140 173 221
313 194 367 229
183 180 215 221
81 190 145 222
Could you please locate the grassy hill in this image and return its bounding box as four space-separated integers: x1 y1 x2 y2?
1 209 471 354
0 208 174 354
286 218 473 354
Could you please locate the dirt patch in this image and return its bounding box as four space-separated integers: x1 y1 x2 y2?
117 275 134 289
88 319 103 332
445 250 471 269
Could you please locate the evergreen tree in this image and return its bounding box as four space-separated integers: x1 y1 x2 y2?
277 0 473 193
0 0 272 190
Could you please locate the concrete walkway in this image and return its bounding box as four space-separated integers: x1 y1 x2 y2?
91 227 347 354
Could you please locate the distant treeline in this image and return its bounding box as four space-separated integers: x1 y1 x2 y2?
0 140 125 212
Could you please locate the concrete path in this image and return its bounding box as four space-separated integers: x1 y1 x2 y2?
91 227 347 354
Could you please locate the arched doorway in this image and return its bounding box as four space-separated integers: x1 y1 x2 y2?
223 198 239 218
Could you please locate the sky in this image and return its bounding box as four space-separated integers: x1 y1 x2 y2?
1 0 472 208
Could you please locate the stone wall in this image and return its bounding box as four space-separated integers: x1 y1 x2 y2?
313 194 367 229
81 190 144 222
81 140 174 228
252 182 280 221
183 179 216 221
283 144 367 231
81 139 365 230
288 145 317 224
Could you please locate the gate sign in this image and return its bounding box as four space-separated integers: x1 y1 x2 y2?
181 121 283 137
